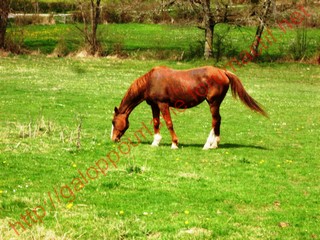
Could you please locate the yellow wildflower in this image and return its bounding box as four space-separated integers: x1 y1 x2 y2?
66 203 73 209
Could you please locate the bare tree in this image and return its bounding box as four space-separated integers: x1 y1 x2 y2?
190 0 215 59
185 0 231 60
77 0 101 55
251 0 273 56
0 0 10 49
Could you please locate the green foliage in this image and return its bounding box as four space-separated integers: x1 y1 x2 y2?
0 56 319 239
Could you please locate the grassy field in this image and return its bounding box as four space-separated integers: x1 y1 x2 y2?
8 23 320 61
0 56 319 239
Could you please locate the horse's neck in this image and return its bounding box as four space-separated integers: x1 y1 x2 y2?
118 77 147 116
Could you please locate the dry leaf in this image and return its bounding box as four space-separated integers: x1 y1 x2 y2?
279 222 289 228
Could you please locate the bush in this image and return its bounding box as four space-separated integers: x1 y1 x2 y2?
14 14 54 26
4 28 27 54
288 27 308 61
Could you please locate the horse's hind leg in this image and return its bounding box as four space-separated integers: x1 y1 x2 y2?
158 102 179 149
151 104 162 147
203 95 226 150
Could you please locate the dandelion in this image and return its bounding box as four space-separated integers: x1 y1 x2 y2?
66 202 73 209
185 220 189 225
259 160 265 164
176 157 180 161
72 163 77 168
143 212 149 216
119 210 124 215
184 210 189 215
0 190 3 194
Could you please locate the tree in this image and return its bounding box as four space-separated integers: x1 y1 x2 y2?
0 0 10 49
190 0 215 59
183 0 231 60
77 0 101 55
250 0 273 56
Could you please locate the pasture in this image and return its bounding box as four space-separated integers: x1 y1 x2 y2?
0 56 319 239
8 23 320 60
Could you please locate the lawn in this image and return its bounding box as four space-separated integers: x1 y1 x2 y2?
8 23 320 60
0 56 319 239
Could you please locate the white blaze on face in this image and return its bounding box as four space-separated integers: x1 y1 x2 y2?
110 124 114 140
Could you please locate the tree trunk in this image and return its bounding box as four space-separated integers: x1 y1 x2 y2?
204 23 214 60
90 0 101 55
203 0 215 60
0 0 10 49
251 0 272 56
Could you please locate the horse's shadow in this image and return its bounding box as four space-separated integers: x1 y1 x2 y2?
134 141 268 150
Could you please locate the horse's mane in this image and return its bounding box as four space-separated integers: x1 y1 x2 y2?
118 70 152 114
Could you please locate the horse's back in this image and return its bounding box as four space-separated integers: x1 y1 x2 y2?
145 66 229 107
148 66 229 86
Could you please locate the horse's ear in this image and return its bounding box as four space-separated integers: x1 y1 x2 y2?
114 107 119 115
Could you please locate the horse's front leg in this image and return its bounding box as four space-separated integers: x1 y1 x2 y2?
158 102 179 149
151 104 162 147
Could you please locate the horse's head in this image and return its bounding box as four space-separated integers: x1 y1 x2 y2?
111 107 129 142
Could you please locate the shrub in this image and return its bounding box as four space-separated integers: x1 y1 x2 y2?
288 27 308 61
14 14 54 26
4 28 27 54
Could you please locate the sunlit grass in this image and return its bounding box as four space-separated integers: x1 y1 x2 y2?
0 56 319 239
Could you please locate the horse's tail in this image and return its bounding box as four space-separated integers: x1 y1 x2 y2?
225 70 268 117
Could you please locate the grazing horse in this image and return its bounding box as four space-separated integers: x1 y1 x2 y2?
111 66 267 150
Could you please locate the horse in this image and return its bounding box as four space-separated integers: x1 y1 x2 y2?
111 66 267 150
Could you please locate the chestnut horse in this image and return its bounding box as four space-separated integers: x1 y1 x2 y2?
111 66 267 149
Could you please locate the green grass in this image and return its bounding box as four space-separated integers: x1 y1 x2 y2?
8 23 320 60
0 56 319 239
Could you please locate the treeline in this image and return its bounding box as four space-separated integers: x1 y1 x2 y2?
10 0 320 27
11 1 76 14
10 0 199 24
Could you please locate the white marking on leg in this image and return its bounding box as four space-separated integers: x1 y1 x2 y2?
203 129 214 150
151 133 162 147
203 129 218 150
171 142 178 149
110 125 114 140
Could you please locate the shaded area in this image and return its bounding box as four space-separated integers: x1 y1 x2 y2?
128 141 268 150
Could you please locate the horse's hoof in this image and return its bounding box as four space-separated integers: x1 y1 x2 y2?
209 144 218 149
171 143 178 149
